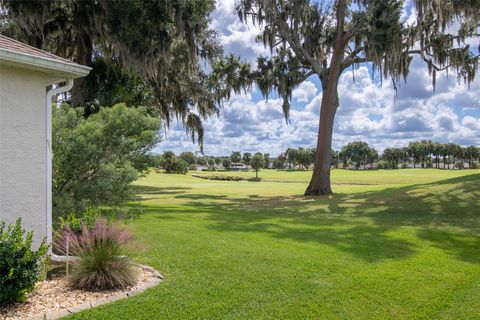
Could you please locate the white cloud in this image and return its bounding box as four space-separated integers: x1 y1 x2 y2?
292 81 318 102
462 116 480 131
211 0 269 64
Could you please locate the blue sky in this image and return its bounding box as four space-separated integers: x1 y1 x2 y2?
155 0 480 156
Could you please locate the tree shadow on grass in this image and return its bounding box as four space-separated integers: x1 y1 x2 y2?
417 228 480 264
170 173 480 263
131 185 192 201
175 194 228 200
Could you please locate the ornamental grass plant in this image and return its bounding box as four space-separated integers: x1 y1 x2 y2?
57 219 137 290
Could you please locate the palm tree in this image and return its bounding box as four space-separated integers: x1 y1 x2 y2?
440 144 449 169
408 142 422 169
251 152 265 178
401 147 410 168
432 142 442 169
464 146 479 169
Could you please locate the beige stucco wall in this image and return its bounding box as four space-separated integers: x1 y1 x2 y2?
0 65 52 247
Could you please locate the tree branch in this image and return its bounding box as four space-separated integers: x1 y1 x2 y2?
342 46 366 69
341 56 368 71
275 18 326 75
409 49 452 72
297 70 315 83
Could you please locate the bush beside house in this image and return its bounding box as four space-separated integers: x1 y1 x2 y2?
0 219 48 306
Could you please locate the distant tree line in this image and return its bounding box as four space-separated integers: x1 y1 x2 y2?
379 141 479 170
152 150 270 174
275 141 479 170
153 141 479 174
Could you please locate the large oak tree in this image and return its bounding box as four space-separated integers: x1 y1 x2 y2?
0 0 232 148
237 0 479 195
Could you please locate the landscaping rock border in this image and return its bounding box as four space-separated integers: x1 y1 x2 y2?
45 265 163 320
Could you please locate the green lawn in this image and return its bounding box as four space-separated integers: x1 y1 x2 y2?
67 169 480 320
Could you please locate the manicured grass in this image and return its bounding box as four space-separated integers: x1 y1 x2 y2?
67 169 480 319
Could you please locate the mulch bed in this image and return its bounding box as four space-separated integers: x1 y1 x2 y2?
0 265 162 320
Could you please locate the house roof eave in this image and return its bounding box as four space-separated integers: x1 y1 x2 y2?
0 48 91 79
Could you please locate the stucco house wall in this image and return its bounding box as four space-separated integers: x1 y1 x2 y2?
0 35 90 249
0 65 59 247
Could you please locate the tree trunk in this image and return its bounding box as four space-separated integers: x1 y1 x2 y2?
304 0 346 196
71 29 92 107
305 81 339 195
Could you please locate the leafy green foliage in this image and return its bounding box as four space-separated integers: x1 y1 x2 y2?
251 152 266 178
285 148 317 170
161 152 189 174
0 0 240 149
382 148 404 169
53 103 160 216
192 174 244 181
164 159 189 175
242 152 252 166
263 153 271 168
231 151 242 163
340 142 378 169
272 154 287 169
207 158 215 166
58 209 101 234
150 154 165 168
0 219 48 306
376 160 391 169
83 57 156 115
58 219 136 290
195 156 205 165
222 159 232 171
179 152 197 165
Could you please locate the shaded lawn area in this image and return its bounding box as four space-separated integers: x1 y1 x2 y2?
67 169 480 320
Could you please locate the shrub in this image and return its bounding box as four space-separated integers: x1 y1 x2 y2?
53 104 160 216
191 174 244 181
58 208 101 234
376 160 389 169
222 159 231 170
472 162 479 169
164 158 188 174
57 219 136 290
0 219 48 306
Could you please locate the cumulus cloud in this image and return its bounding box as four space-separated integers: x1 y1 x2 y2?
210 0 269 63
293 81 318 102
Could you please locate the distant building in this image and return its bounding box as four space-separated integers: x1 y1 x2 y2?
230 163 248 171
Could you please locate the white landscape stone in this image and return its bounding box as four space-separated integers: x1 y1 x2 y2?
0 265 163 320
